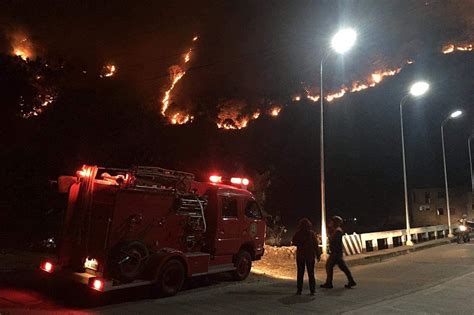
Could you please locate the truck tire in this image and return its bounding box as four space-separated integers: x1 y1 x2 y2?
151 259 185 297
231 250 252 281
108 241 149 283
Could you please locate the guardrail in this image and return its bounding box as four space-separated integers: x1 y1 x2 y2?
342 224 458 255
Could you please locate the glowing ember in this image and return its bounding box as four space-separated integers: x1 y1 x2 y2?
100 64 116 78
192 36 198 41
20 93 57 119
293 95 301 101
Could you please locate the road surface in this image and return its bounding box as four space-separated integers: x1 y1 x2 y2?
1 242 474 314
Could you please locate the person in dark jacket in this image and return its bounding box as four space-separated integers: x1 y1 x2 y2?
292 218 320 295
320 216 356 289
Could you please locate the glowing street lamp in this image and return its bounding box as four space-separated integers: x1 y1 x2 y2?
409 81 430 97
319 28 357 259
399 81 430 246
330 28 357 54
441 109 464 237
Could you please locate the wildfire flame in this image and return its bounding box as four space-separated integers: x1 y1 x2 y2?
11 34 33 61
184 49 192 63
161 65 185 116
100 64 116 78
270 106 282 117
170 112 194 125
161 36 198 124
304 67 402 103
216 99 261 130
442 43 473 54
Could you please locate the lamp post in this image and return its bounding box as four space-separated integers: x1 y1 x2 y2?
441 110 464 237
319 28 357 258
399 81 430 246
469 135 473 194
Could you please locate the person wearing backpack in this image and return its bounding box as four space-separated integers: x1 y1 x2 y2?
292 218 321 295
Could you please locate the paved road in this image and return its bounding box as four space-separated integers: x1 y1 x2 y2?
1 243 474 314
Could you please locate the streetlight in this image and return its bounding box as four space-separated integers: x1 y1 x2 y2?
469 135 473 194
319 28 357 258
441 109 464 237
399 81 430 246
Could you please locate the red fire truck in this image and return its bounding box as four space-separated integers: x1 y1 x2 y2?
40 165 266 297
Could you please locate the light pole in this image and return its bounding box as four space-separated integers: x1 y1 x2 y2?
469 135 473 194
441 110 463 237
400 81 430 246
319 28 357 258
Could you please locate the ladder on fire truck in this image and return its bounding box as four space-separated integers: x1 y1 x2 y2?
131 166 195 192
132 166 207 232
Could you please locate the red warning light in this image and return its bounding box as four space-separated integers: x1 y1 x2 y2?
209 175 222 183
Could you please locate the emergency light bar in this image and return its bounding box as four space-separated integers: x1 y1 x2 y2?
209 175 222 183
209 175 250 187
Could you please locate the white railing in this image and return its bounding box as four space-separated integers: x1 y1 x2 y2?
343 224 457 255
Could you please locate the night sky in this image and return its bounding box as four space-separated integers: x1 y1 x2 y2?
1 1 473 236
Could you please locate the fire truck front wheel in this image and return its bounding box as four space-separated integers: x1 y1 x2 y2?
231 250 252 281
151 259 185 297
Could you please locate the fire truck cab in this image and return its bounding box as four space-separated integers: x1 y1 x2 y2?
40 165 265 297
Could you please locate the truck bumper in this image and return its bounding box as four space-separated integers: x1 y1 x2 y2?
39 261 153 292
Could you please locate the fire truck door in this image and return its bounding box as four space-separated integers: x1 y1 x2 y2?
216 195 240 255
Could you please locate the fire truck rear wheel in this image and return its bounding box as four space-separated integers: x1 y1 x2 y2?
231 250 252 281
152 259 185 297
108 241 149 283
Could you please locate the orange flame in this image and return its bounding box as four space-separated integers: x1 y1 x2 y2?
11 34 33 61
306 94 320 102
293 95 301 101
184 49 192 63
170 112 194 125
217 117 250 130
441 43 474 54
100 64 116 78
161 66 186 116
270 106 282 117
161 36 198 124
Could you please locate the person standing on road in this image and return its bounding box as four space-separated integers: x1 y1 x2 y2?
320 216 357 289
292 218 321 295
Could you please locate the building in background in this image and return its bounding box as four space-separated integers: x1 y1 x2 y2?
410 186 473 227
